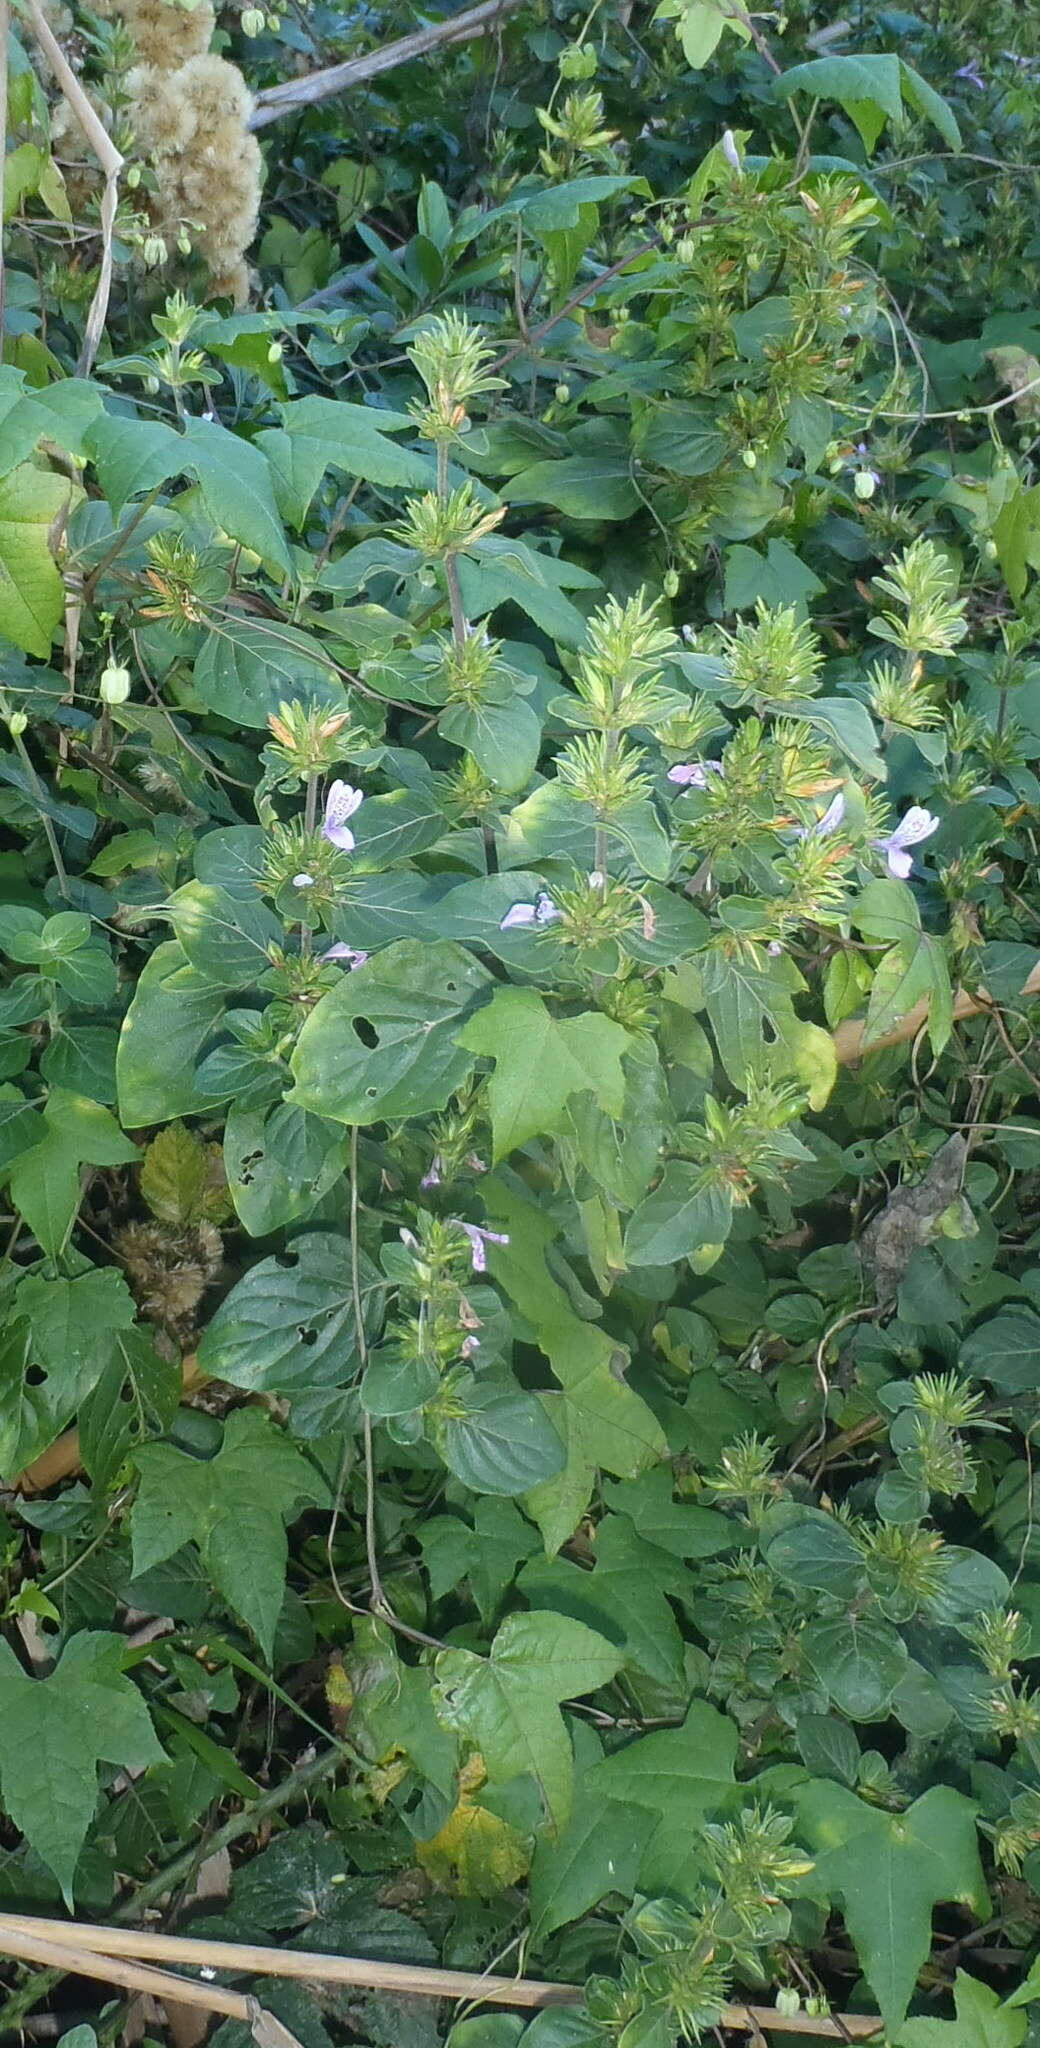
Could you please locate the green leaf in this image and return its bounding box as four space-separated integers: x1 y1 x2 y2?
502 455 640 521
192 618 343 730
529 1775 652 1938
591 1701 739 1895
85 414 185 520
132 1408 328 1659
291 939 492 1124
224 1101 348 1236
624 1166 732 1267
897 1973 1024 2048
79 1327 180 1493
519 1515 691 1684
603 1466 738 1559
421 1499 539 1623
0 465 77 657
774 53 904 153
802 1613 909 1718
458 987 630 1162
179 418 291 575
796 1782 989 2030
117 942 228 1127
525 1316 667 1552
899 62 962 152
0 1631 162 1904
724 538 824 614
432 1611 622 1830
7 1091 138 1255
762 1506 867 1600
275 393 432 492
961 1311 1040 1393
439 693 542 790
196 1231 379 1396
440 1385 566 1497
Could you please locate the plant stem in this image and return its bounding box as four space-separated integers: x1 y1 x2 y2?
0 693 69 898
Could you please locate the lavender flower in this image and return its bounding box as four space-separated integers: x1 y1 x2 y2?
955 63 985 90
667 759 723 790
874 806 940 879
500 891 562 930
461 1334 480 1358
321 942 368 969
457 1221 510 1273
421 1156 442 1190
797 791 846 839
292 872 315 888
322 780 364 852
721 128 742 169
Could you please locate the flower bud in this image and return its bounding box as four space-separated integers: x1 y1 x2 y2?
126 163 141 189
854 468 876 501
141 234 167 268
267 341 284 363
663 568 680 598
144 375 160 395
741 447 758 469
100 664 131 705
7 710 27 737
241 5 265 30
554 383 570 404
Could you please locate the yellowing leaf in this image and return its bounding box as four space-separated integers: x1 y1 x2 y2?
0 464 78 657
140 1119 231 1226
416 1760 532 1897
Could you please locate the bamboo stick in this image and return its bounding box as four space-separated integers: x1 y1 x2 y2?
0 1916 884 2038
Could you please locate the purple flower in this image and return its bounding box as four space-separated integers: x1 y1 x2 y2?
667 759 723 790
767 940 784 957
797 791 846 839
500 891 562 930
421 1156 442 1190
322 780 364 852
321 942 368 969
292 872 315 888
461 1334 480 1358
457 1221 510 1273
955 63 985 90
874 805 940 879
721 129 742 169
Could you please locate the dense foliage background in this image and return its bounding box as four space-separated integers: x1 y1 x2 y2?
1 0 1040 2042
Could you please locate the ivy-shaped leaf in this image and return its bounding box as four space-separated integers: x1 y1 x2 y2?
131 1408 329 1658
795 1781 989 2031
0 1631 162 1903
458 986 631 1162
432 1610 622 1831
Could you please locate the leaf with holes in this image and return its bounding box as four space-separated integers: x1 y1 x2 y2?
291 939 493 1124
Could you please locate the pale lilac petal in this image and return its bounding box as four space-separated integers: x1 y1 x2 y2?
323 780 363 851
292 872 315 888
721 128 741 169
885 846 914 880
461 1334 480 1358
534 891 563 925
421 1156 442 1190
889 805 939 850
458 1221 510 1273
321 942 368 968
500 901 538 929
799 791 846 840
667 759 722 789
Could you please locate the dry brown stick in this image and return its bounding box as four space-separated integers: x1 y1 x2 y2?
22 0 123 374
0 1923 285 2034
249 0 525 129
0 1918 885 2038
833 955 1040 1064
